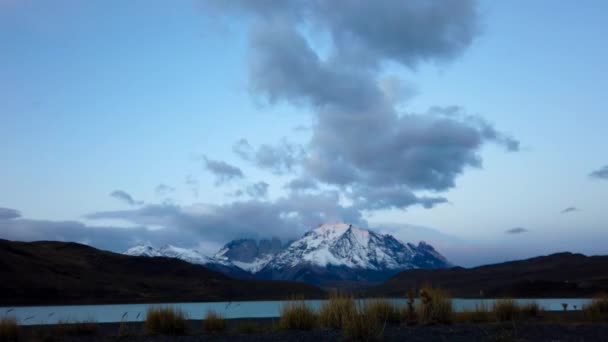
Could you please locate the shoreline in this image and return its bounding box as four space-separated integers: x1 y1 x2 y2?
0 295 599 309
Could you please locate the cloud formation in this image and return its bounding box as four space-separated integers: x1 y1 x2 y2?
206 0 519 211
561 207 578 214
86 190 365 245
155 184 175 197
203 157 244 185
0 207 21 220
110 190 143 206
505 227 528 234
233 139 303 175
590 165 608 180
246 181 269 198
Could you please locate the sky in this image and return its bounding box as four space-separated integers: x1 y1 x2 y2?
1 0 607 267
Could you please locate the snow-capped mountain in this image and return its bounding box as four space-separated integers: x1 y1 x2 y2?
256 223 450 284
124 223 450 285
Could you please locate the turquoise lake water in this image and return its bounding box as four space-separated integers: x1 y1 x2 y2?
1 298 592 325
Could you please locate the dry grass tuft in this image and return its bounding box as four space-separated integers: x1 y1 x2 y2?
583 294 608 321
203 310 226 333
144 306 188 335
459 302 492 323
363 299 401 325
279 299 317 330
0 317 19 342
417 286 453 324
342 302 385 342
55 319 99 336
493 299 520 322
319 292 356 329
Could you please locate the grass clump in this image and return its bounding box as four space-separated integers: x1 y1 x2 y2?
319 292 356 329
363 299 401 325
202 310 226 333
279 299 317 330
342 302 384 342
417 287 453 324
583 294 608 321
493 299 520 322
144 306 188 335
520 302 541 318
460 302 491 323
0 317 19 342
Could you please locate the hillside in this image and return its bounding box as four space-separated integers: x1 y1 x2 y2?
0 239 325 306
368 252 608 298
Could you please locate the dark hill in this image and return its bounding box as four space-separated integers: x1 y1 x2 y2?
0 239 325 306
368 252 608 298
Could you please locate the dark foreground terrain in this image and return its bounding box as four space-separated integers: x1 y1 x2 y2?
17 316 608 342
0 239 324 306
369 252 608 298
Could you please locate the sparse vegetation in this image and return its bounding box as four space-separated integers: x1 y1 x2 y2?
401 290 418 325
279 299 317 330
0 317 19 342
144 306 188 335
363 298 401 325
342 302 385 342
520 302 541 318
318 292 356 329
55 319 99 336
460 302 491 323
417 286 453 324
583 294 608 321
493 299 520 322
203 310 227 333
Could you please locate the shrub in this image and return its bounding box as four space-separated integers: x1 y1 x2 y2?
583 294 608 321
319 292 356 329
363 299 401 325
342 302 384 342
203 310 226 333
279 299 317 330
144 306 188 335
493 299 520 322
417 286 453 324
0 317 19 342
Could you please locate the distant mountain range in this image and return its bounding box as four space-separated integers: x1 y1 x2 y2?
125 223 451 285
0 239 323 306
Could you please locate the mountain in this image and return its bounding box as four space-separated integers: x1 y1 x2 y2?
125 223 450 286
368 252 608 298
0 239 324 306
257 223 450 285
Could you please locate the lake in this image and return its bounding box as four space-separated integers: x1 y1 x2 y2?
1 298 592 325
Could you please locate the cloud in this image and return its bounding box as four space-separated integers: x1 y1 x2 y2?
203 157 244 185
185 175 200 197
0 216 213 253
505 227 528 234
155 184 175 197
204 0 519 211
590 165 608 180
110 190 143 206
233 138 304 175
86 190 365 244
0 207 21 220
284 177 318 192
561 207 578 214
246 181 269 198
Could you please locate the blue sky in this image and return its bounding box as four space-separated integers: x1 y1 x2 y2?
1 0 607 266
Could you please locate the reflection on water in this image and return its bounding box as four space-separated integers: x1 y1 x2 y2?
0 298 592 325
